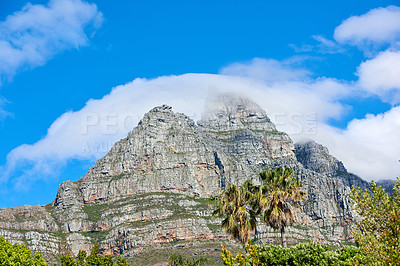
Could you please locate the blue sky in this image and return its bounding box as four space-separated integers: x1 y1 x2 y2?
1 0 400 208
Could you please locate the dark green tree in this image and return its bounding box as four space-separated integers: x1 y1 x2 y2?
85 244 114 266
60 253 76 266
114 257 130 266
77 250 87 266
351 178 400 265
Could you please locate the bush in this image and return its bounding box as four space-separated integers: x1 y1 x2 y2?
351 180 400 265
0 236 46 265
60 245 130 266
221 242 361 266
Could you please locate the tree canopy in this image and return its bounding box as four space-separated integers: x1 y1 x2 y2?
211 181 257 246
351 178 400 265
258 168 306 247
60 244 130 266
211 168 305 247
0 236 46 265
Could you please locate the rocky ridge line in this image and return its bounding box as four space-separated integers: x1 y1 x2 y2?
0 94 369 263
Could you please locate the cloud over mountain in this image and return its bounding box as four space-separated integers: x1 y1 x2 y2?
2 4 400 189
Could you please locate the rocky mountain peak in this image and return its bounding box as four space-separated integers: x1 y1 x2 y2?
0 96 372 263
199 93 276 132
138 104 174 126
294 140 342 175
295 139 369 189
130 104 195 140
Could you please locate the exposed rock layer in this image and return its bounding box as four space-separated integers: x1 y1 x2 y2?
294 140 370 190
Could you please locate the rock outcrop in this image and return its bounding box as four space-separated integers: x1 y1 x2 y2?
0 93 369 264
294 140 370 190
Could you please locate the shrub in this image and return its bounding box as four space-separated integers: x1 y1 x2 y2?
351 179 400 265
60 245 130 266
0 236 46 265
221 242 361 266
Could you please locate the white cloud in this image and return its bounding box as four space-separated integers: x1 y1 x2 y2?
0 0 103 81
314 107 400 181
215 6 400 181
220 58 311 83
2 74 210 183
2 55 399 184
222 59 400 180
289 35 346 55
289 43 314 53
1 69 352 184
357 50 400 103
291 6 400 56
5 3 400 185
311 35 345 54
334 5 400 49
0 97 11 120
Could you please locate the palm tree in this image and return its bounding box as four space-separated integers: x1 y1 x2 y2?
258 168 306 247
210 181 257 246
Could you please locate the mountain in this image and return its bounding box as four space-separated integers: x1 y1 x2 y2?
294 140 369 190
0 93 369 264
376 179 397 195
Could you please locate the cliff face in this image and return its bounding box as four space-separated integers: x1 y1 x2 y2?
79 104 221 202
294 140 370 190
0 94 368 263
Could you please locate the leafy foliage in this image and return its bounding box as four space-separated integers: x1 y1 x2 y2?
77 250 87 266
351 178 400 265
210 181 257 246
257 168 306 247
60 254 76 266
0 236 46 265
60 245 130 266
221 242 360 265
211 168 305 247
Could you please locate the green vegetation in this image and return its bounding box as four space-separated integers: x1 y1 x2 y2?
211 182 257 246
257 168 306 247
126 239 241 265
5 172 399 265
249 129 281 135
110 173 127 182
83 203 109 222
206 129 282 136
207 129 246 136
60 244 129 266
211 168 305 247
219 175 400 265
44 203 55 213
82 230 110 244
350 178 400 265
221 242 360 265
0 236 46 265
